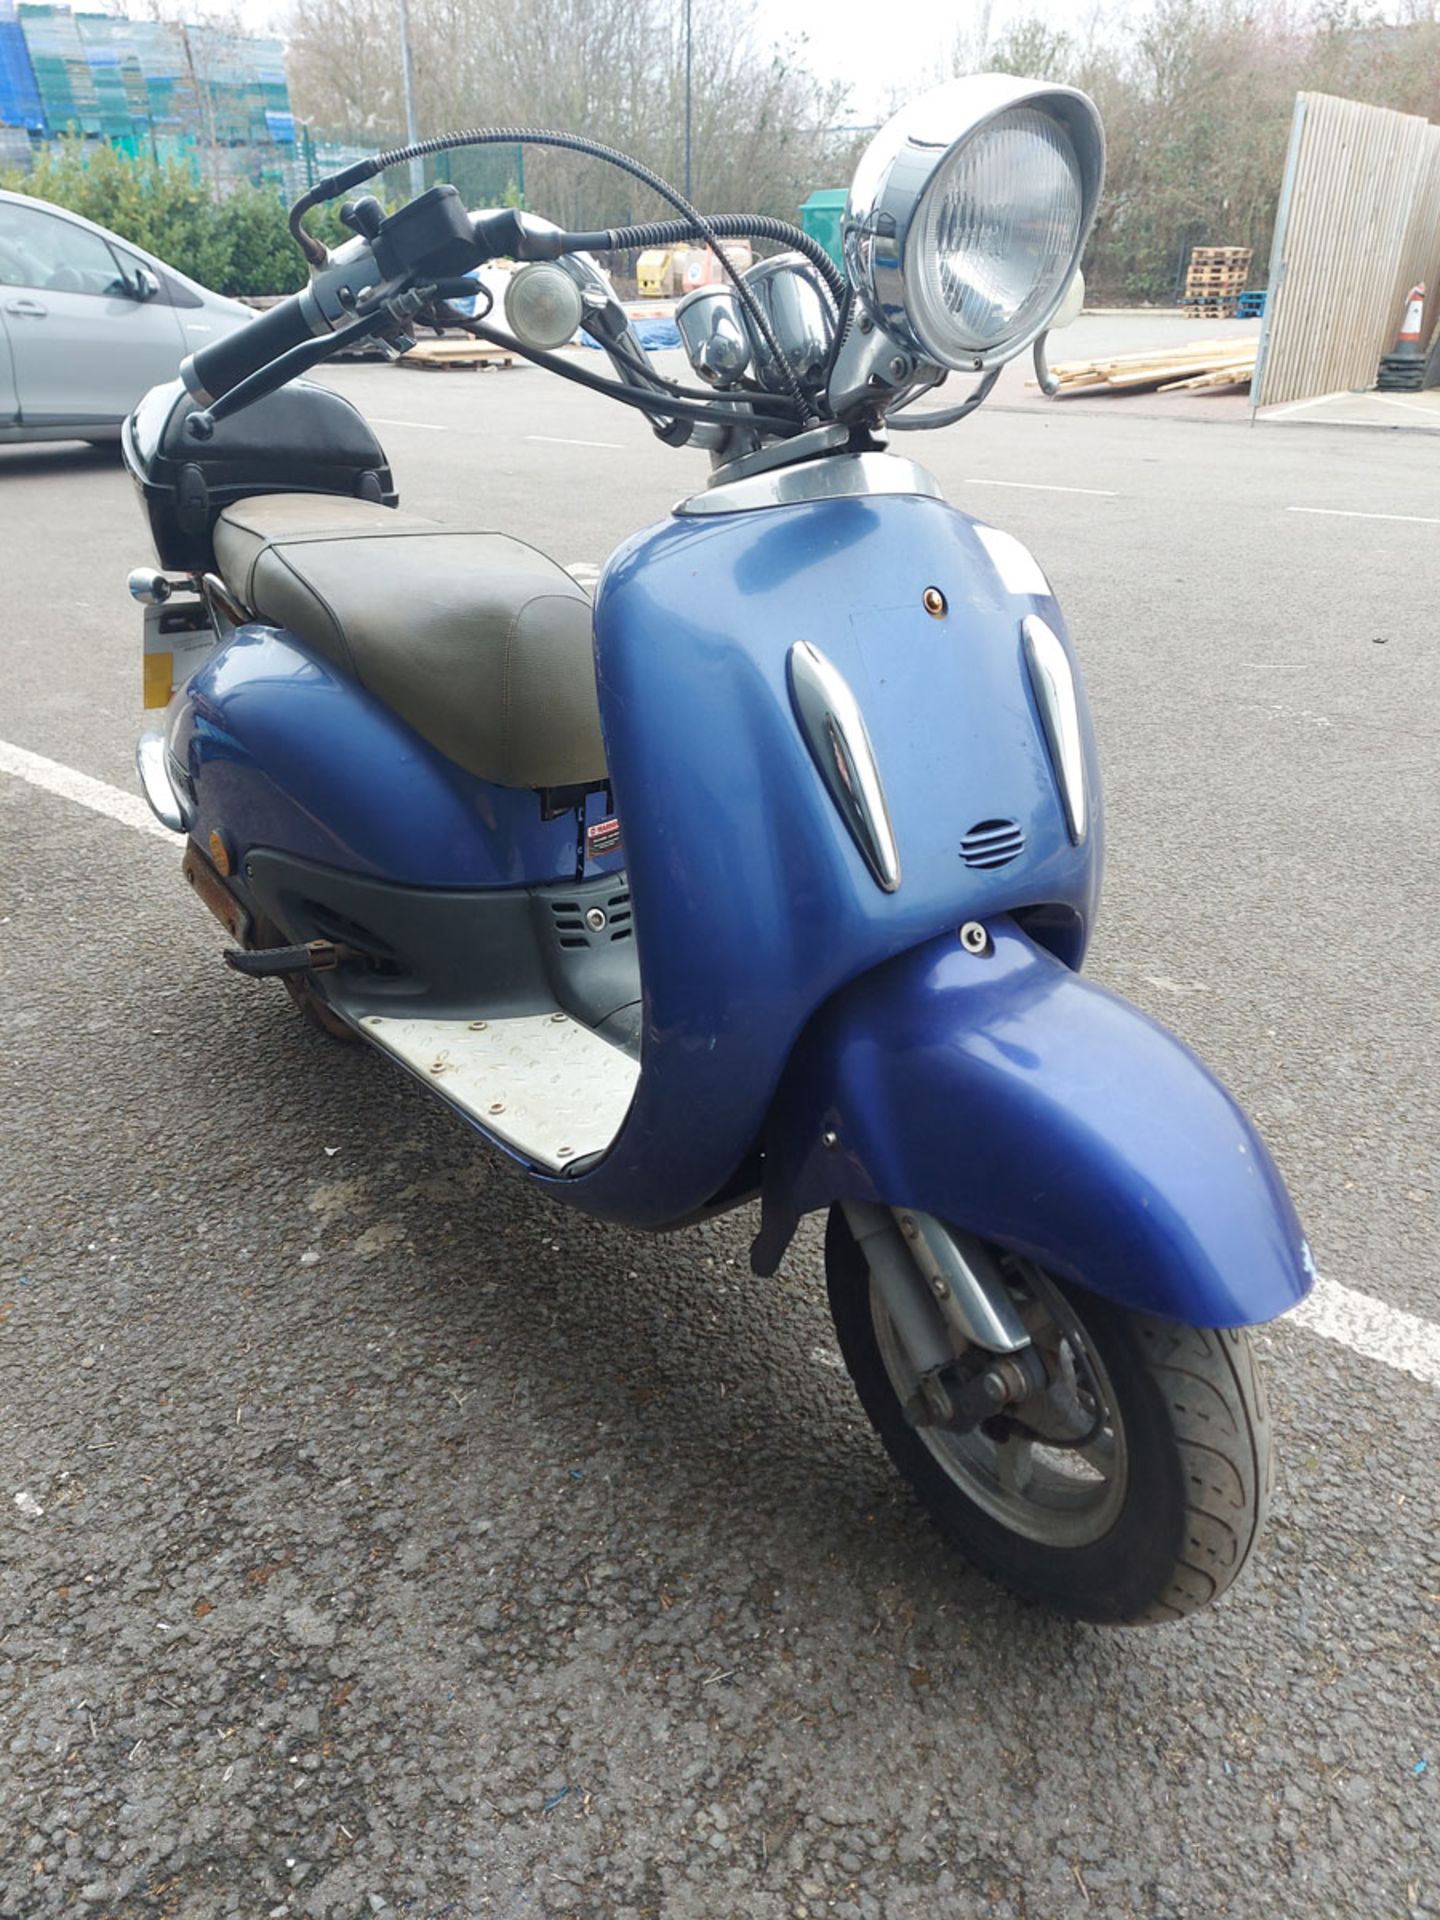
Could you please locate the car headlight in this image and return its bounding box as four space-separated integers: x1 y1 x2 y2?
844 74 1104 371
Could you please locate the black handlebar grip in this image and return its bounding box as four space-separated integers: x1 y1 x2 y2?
180 294 319 406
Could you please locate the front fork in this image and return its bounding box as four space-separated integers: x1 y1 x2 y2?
843 1203 1047 1432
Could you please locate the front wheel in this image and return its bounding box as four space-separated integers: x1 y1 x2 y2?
825 1207 1273 1625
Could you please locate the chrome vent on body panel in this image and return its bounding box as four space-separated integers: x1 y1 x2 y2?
960 819 1025 870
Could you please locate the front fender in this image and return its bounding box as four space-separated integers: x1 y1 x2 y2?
757 919 1313 1328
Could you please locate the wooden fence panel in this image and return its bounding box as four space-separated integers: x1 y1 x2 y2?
1396 134 1440 349
1254 92 1440 409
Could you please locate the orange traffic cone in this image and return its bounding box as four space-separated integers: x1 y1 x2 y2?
1378 282 1426 390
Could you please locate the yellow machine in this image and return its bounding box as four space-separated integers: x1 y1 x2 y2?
636 248 675 298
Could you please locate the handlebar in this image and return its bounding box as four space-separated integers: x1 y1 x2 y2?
182 293 319 406
182 192 533 410
175 187 828 443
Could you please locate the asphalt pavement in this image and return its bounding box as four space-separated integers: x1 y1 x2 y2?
2 357 1438 1920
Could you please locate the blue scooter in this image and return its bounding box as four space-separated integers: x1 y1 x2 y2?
126 76 1312 1623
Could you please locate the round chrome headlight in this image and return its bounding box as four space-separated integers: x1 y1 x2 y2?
845 74 1104 371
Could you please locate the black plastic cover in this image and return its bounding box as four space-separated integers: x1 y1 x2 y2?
123 377 396 573
373 184 478 280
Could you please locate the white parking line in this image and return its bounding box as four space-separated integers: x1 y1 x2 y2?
1295 1274 1440 1390
1368 394 1440 421
526 435 624 450
0 737 177 843
965 477 1118 497
1260 390 1352 419
3 733 1438 1393
1288 506 1440 526
367 416 448 431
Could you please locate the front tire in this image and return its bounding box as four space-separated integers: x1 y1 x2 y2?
825 1207 1272 1625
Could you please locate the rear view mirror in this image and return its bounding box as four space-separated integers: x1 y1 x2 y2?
130 265 161 302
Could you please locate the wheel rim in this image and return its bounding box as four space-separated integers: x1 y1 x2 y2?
869 1256 1129 1548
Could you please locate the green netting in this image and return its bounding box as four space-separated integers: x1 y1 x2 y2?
15 6 299 157
19 4 100 134
8 5 514 207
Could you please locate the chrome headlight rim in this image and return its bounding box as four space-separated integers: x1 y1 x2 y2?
843 73 1105 374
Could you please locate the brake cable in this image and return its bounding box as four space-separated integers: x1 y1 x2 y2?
888 366 1001 431
449 313 803 435
593 325 770 408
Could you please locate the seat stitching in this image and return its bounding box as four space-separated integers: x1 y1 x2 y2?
499 590 579 786
235 535 259 606
500 591 598 786
268 552 360 681
500 594 526 789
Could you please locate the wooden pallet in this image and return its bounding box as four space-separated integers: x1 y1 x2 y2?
1184 246 1252 308
398 338 520 372
1037 337 1256 395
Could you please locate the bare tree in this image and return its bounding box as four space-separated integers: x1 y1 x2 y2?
965 0 1440 302
285 0 860 227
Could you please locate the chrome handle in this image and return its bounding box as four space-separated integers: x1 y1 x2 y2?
4 297 47 317
787 640 902 893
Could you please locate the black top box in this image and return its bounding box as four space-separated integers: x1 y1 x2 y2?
123 376 397 575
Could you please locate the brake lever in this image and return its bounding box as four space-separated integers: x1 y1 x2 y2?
186 267 494 438
186 308 392 439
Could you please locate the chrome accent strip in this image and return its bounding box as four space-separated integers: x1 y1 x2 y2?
895 1211 1031 1354
178 355 214 405
1022 613 1087 844
678 450 943 517
787 640 901 893
707 421 850 489
136 729 184 833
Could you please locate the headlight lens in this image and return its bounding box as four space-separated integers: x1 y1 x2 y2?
843 75 1104 373
908 107 1082 360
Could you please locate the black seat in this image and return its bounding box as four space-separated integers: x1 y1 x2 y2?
212 494 607 790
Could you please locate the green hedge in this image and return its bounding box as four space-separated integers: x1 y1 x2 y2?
0 141 351 297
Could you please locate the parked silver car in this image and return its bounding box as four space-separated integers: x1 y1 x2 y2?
0 188 251 445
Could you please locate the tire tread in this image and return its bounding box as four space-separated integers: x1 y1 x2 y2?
1126 1317 1271 1623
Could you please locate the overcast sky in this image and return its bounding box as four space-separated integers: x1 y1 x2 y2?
759 0 1117 121
208 0 1123 124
